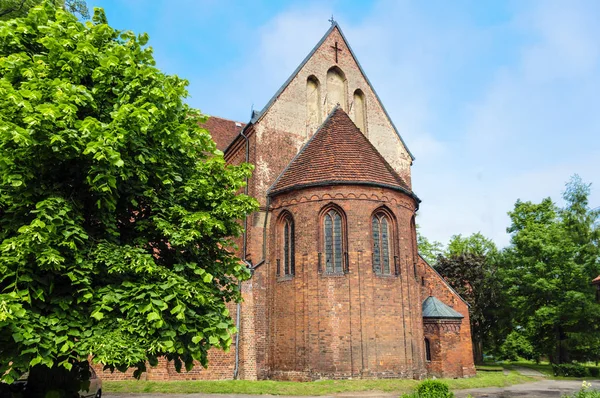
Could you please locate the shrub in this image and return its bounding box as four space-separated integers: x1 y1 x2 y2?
399 380 455 398
552 363 590 377
589 367 600 378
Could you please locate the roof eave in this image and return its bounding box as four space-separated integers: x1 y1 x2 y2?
268 180 420 204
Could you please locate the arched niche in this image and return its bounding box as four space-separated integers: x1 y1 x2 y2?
326 66 347 112
306 75 321 126
353 89 366 133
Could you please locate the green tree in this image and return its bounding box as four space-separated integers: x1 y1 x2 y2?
0 2 257 394
503 176 600 364
416 224 444 265
0 0 89 20
436 244 506 365
445 232 498 260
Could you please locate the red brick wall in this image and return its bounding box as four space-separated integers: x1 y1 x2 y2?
264 185 427 380
419 257 476 378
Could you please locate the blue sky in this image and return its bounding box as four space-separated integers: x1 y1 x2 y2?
89 0 600 248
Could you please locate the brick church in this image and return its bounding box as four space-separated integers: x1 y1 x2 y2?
98 22 475 381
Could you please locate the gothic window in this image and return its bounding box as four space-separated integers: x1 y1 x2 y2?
353 89 366 133
326 66 347 112
372 210 393 275
278 212 295 277
323 207 345 274
307 76 321 127
425 338 432 361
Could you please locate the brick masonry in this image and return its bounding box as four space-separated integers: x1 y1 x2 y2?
96 23 475 381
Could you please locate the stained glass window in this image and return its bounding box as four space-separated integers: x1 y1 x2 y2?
324 209 344 273
372 212 393 275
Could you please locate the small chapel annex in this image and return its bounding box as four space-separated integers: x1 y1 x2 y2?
97 21 476 381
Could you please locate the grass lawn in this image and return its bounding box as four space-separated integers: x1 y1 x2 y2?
503 361 600 380
103 371 532 395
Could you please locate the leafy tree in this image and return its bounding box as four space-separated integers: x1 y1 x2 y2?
445 232 498 260
0 2 257 395
416 224 444 265
436 248 505 364
0 0 89 20
503 176 600 364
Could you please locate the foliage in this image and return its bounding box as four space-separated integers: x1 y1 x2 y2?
435 237 506 364
502 175 600 364
416 224 444 265
0 1 257 389
445 232 498 260
499 330 535 362
552 363 590 378
0 0 88 20
400 380 454 398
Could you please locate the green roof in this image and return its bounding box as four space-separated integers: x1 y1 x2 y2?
422 296 464 319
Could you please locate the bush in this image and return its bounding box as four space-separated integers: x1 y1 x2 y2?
589 367 600 378
552 363 590 377
400 380 454 398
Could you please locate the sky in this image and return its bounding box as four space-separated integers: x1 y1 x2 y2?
89 0 600 248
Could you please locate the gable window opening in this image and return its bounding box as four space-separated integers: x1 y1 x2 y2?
372 211 393 275
278 214 295 277
425 338 431 362
324 208 345 274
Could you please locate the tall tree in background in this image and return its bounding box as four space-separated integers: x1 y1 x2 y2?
503 176 600 364
416 224 444 265
0 3 257 395
0 0 89 20
436 233 504 364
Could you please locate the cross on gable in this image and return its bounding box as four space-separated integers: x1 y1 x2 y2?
330 41 342 63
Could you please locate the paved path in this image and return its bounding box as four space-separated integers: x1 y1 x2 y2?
105 379 600 398
454 379 600 398
510 366 546 377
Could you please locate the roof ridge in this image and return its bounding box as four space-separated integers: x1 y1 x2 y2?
205 115 246 125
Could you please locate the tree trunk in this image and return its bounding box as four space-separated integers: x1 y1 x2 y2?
472 336 484 365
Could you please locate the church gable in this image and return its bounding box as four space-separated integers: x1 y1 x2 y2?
269 107 411 196
248 22 415 203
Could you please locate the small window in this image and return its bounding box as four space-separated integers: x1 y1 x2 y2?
323 208 345 273
425 338 431 361
372 211 393 275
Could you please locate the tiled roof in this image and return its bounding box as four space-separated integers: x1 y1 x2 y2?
422 296 464 319
200 116 245 152
269 107 413 196
593 275 600 285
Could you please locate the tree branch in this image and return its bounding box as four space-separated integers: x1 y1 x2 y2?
0 0 28 18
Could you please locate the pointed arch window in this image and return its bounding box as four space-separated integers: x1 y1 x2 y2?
322 208 345 274
278 212 295 277
372 210 395 275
